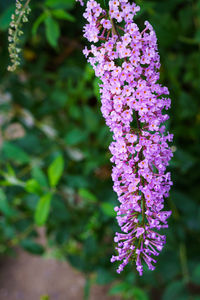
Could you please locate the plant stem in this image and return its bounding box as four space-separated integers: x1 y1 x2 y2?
135 111 145 226
110 17 121 39
180 243 190 283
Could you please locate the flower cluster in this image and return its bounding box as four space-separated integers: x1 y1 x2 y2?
8 0 31 72
81 0 173 275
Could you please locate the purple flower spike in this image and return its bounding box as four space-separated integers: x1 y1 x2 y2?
81 0 173 275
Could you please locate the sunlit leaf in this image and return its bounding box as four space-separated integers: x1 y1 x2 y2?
47 155 64 187
34 193 52 226
25 179 42 195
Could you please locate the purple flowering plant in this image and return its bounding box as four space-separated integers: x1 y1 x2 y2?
80 0 173 275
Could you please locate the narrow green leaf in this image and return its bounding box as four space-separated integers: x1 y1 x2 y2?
109 282 129 295
47 155 64 187
32 12 47 35
44 16 60 47
34 193 52 226
96 269 114 285
0 4 15 31
78 188 97 202
45 0 75 9
131 287 149 300
31 167 48 188
65 128 88 146
52 9 75 22
93 77 101 101
162 280 187 300
84 277 91 300
191 264 200 285
2 141 30 164
101 202 115 217
6 164 15 176
20 239 45 255
0 188 16 217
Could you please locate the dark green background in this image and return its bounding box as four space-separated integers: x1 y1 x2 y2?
0 0 200 299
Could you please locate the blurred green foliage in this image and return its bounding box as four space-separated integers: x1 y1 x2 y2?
0 0 200 299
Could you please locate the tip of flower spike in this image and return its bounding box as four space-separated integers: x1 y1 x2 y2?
136 265 143 276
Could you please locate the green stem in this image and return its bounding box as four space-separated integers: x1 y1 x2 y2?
141 180 145 225
180 243 190 283
110 17 121 39
135 111 146 226
12 0 31 44
135 111 141 132
84 275 91 300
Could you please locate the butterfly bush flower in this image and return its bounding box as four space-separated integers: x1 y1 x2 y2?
81 0 173 275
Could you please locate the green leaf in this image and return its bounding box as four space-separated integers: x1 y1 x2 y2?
0 188 16 217
162 281 188 300
25 179 42 194
67 254 88 272
83 106 100 132
45 0 75 9
47 155 64 187
34 193 52 226
20 239 45 255
50 89 68 106
191 264 200 285
31 167 48 188
2 142 30 164
194 29 200 43
44 16 60 48
6 164 15 176
93 77 101 101
101 202 115 217
99 0 109 10
96 269 114 285
40 295 50 300
78 188 97 202
131 287 149 300
84 277 91 300
65 174 88 188
52 9 75 22
0 4 15 31
65 128 88 146
32 12 47 35
109 282 129 295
